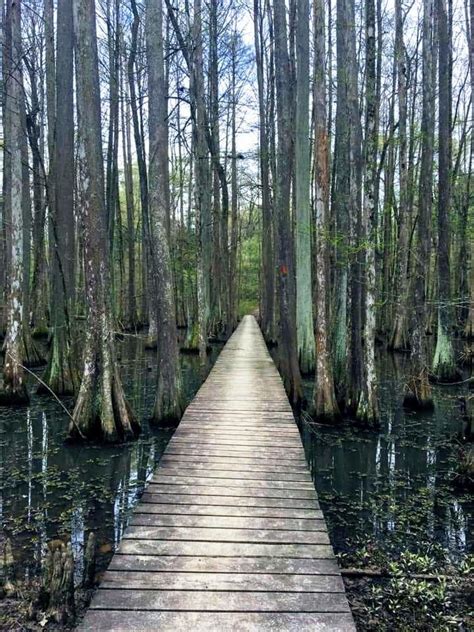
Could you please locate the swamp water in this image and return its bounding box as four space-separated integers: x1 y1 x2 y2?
0 336 223 586
300 352 473 565
0 335 472 625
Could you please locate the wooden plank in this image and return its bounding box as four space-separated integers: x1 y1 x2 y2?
133 504 323 519
156 468 312 482
101 571 344 592
158 456 308 470
108 555 340 574
90 589 350 613
122 526 330 545
151 475 315 490
79 611 356 631
116 540 335 558
170 437 303 448
164 448 307 462
79 315 354 631
141 493 320 509
147 484 317 500
129 514 327 531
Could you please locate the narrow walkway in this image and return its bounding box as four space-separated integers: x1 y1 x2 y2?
79 315 355 631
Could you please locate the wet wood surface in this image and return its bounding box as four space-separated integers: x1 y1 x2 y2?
78 315 355 631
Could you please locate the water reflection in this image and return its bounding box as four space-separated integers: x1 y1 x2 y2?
0 335 222 585
299 351 473 562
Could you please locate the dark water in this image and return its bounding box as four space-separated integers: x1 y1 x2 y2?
0 336 472 591
0 335 223 585
299 352 473 565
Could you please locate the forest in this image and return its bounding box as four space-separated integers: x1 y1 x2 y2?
0 0 472 629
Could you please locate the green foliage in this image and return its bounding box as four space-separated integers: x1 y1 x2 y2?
369 576 450 630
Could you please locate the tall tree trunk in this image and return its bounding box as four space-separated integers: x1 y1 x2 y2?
146 0 183 423
229 32 239 331
295 0 315 374
209 0 223 335
346 0 364 413
273 0 303 405
19 76 43 368
191 0 211 359
356 0 380 426
389 0 411 351
42 0 79 395
70 0 139 442
404 0 434 409
432 0 459 380
128 0 149 326
0 0 29 404
332 0 351 406
25 51 48 337
312 0 340 421
254 0 275 342
464 0 474 339
121 58 138 331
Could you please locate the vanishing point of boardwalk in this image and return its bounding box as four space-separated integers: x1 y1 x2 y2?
79 316 355 631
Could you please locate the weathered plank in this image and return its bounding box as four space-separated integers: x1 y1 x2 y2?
122 526 330 544
90 590 350 612
101 571 344 592
78 316 354 631
151 475 315 490
116 538 334 559
129 514 326 530
108 555 341 574
147 483 317 499
134 504 323 519
79 611 356 631
140 492 320 509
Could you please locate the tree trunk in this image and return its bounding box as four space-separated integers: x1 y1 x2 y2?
404 0 434 410
254 0 275 342
69 0 139 442
295 0 315 374
432 0 459 381
389 0 411 352
0 0 29 404
356 0 380 426
146 0 183 423
273 0 303 405
311 0 340 422
42 0 79 395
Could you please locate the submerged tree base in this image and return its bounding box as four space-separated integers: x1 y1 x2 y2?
403 372 434 411
0 384 30 406
31 324 50 339
355 398 381 429
39 334 79 396
69 351 140 443
20 332 45 368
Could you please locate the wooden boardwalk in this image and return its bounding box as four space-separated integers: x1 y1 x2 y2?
79 315 355 631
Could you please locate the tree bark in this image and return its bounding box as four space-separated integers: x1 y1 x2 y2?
70 0 139 442
356 0 380 426
311 0 340 422
295 0 315 374
432 0 459 381
404 0 434 410
42 0 78 395
0 0 29 404
273 0 303 405
254 0 275 342
146 0 183 423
